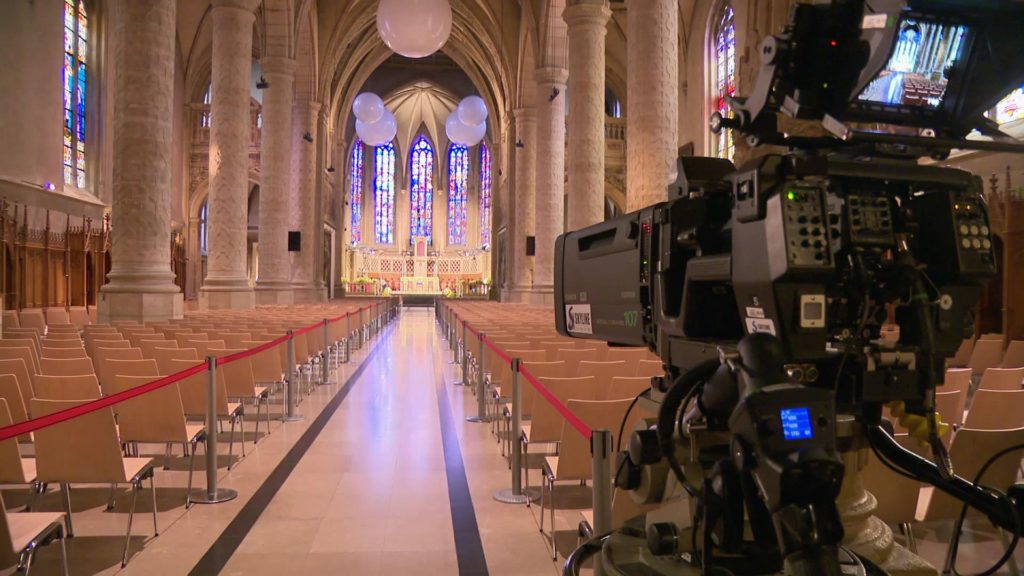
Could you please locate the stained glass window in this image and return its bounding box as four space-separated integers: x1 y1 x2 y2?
63 0 88 188
479 143 493 250
447 144 469 245
199 201 209 256
201 84 212 128
374 142 396 245
711 3 736 161
409 136 434 243
994 86 1024 125
349 140 364 245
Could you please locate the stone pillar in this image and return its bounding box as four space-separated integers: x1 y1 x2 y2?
254 57 296 305
98 0 183 323
290 100 322 303
626 0 678 211
531 67 569 306
564 1 611 231
509 108 537 303
200 0 258 310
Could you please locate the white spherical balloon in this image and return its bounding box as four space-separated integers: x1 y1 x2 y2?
352 92 384 123
356 111 397 146
377 0 453 59
461 119 487 147
457 96 488 126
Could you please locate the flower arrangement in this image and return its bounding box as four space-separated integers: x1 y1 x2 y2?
442 287 455 298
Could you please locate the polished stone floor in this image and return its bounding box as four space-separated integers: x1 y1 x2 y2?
4 308 1023 574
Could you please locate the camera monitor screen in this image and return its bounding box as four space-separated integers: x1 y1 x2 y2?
781 407 815 441
857 17 969 110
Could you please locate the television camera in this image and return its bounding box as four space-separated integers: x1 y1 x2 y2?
555 1 1024 575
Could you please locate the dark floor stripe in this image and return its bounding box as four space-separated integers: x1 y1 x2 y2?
188 323 394 576
435 352 490 576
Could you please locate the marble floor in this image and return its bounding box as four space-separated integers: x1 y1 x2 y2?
5 307 1024 575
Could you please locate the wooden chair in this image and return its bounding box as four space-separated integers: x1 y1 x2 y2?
0 490 68 575
39 357 94 377
555 348 602 376
977 367 1024 391
99 359 159 398
33 375 102 400
68 306 90 329
0 342 40 374
17 310 45 332
0 376 29 438
604 348 652 370
521 376 598 500
109 375 205 505
1001 340 1024 368
42 333 80 342
980 333 1004 341
208 348 270 445
92 347 144 388
605 376 654 401
40 347 88 360
0 360 35 417
160 358 245 465
540 398 639 559
943 368 972 397
2 330 41 358
240 341 284 395
934 389 965 432
152 348 199 376
37 339 83 350
138 339 176 358
1 311 19 329
963 389 1024 429
0 399 39 494
635 359 664 379
44 308 71 327
862 432 926 552
968 339 1005 378
30 398 158 567
576 361 634 400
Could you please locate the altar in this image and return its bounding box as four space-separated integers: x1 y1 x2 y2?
399 276 441 294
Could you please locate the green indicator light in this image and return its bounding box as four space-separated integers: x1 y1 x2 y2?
787 191 797 201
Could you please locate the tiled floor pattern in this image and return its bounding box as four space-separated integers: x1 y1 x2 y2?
6 307 1024 575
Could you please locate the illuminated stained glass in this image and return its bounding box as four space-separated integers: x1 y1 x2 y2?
448 145 469 245
409 136 434 242
479 143 492 250
712 3 736 161
995 86 1024 125
374 142 396 245
201 84 212 128
349 140 364 245
199 201 209 256
63 0 88 187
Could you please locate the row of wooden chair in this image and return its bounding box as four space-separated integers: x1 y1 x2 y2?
2 307 94 332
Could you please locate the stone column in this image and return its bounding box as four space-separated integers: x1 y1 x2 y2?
564 1 612 231
200 0 258 310
509 108 537 303
290 100 322 303
98 0 183 323
531 67 569 306
626 0 678 211
254 57 296 305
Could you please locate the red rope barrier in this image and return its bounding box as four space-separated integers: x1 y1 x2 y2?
482 336 512 367
0 360 210 443
518 365 593 440
464 319 479 337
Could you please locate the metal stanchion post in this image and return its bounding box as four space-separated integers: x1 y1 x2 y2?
454 321 468 384
466 331 492 423
190 357 237 505
591 429 613 536
281 332 304 422
494 359 537 503
322 319 336 385
447 312 457 363
342 314 352 364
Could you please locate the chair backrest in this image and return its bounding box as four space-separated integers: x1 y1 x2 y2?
1 310 19 329
175 333 207 347
935 389 965 430
555 348 602 375
93 347 144 387
0 399 30 489
153 348 199 375
980 333 1004 341
191 340 226 359
17 309 45 331
109 375 189 443
1001 340 1024 368
968 339 1005 376
576 361 635 400
528 376 598 444
30 398 127 484
0 376 27 429
40 338 84 350
963 389 1024 429
44 308 71 326
605 348 652 369
943 368 972 396
40 346 88 360
137 339 176 358
862 434 924 525
557 398 638 481
536 341 574 362
240 341 283 384
0 359 34 412
978 367 1024 391
33 374 101 400
84 333 126 357
43 332 80 341
208 348 257 397
635 359 664 378
922 427 1024 521
2 330 41 357
68 306 90 329
606 376 654 401
40 357 94 377
162 358 229 418
0 341 40 374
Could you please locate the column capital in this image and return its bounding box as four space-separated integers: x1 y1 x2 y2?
295 99 323 115
513 107 537 123
563 2 612 29
260 56 297 78
534 66 569 88
212 0 260 12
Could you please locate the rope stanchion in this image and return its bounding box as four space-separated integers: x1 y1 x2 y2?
321 319 337 385
466 330 492 423
591 429 613 537
190 356 238 505
453 321 469 386
519 366 593 440
281 330 304 422
494 358 538 504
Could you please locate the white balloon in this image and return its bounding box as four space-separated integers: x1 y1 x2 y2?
460 119 487 147
352 92 384 123
377 0 452 58
356 111 397 146
445 112 486 147
457 96 488 126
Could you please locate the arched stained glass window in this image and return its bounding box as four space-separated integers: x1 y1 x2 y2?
199 201 209 256
447 144 469 245
479 143 492 250
349 140 364 245
201 84 212 128
994 86 1024 125
409 136 434 242
63 0 88 188
711 2 736 161
374 142 396 245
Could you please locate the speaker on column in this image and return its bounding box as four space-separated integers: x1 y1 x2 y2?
288 231 302 252
526 236 536 256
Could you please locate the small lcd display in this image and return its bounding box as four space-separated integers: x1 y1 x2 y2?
780 407 815 440
857 18 968 109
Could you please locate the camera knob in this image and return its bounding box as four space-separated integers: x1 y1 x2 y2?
646 522 680 557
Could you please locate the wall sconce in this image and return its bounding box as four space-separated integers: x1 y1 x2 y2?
303 132 314 143
256 76 269 89
515 140 525 148
326 165 336 173
548 87 560 102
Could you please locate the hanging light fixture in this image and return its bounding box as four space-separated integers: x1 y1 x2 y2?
376 0 452 59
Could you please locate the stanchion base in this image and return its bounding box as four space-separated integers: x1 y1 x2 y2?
280 414 306 422
452 380 468 387
189 488 238 504
466 415 494 423
321 379 338 386
493 488 539 504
